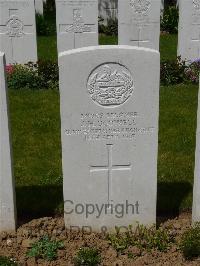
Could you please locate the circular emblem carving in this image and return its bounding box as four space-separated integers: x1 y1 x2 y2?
87 63 134 107
193 0 200 10
130 0 151 14
6 15 24 37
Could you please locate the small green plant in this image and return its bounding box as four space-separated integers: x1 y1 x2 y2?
36 14 51 36
27 235 63 261
74 247 101 266
185 59 200 84
45 0 55 12
141 226 172 252
37 60 59 87
160 57 188 85
108 224 173 254
127 252 135 259
161 6 179 34
180 223 200 259
99 18 118 36
7 64 44 90
0 256 17 266
6 60 59 90
108 233 131 253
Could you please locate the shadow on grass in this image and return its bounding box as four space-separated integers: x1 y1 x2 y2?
157 181 192 220
16 185 63 225
16 181 192 225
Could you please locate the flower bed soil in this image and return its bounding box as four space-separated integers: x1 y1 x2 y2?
0 213 200 265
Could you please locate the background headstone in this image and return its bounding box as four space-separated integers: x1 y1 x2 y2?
0 0 37 64
0 52 16 232
178 0 200 63
59 45 160 232
161 0 165 16
56 0 98 53
192 75 200 223
118 0 161 51
35 0 43 15
98 0 118 25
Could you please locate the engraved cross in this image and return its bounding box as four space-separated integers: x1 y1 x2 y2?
90 144 131 205
191 29 200 58
130 25 150 47
0 9 34 62
59 9 95 48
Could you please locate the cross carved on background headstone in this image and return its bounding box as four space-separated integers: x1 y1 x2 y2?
59 9 95 48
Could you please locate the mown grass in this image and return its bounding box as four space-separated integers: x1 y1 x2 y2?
160 34 177 62
9 89 62 217
37 34 177 62
158 84 198 215
37 36 57 61
9 83 198 218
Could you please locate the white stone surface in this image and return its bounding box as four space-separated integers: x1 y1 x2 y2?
161 0 164 9
0 52 16 232
0 0 37 64
59 45 160 232
192 76 200 223
99 0 118 25
56 0 98 53
178 0 200 63
118 0 161 51
35 0 43 15
161 0 164 16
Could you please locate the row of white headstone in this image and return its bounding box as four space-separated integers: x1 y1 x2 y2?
36 0 163 25
70 0 166 26
0 0 200 64
56 0 200 63
1 42 200 232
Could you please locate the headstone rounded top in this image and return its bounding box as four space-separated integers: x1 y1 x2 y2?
59 45 160 57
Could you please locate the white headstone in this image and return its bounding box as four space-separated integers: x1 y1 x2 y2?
59 46 160 232
161 0 164 16
0 0 37 64
192 76 200 223
98 0 118 25
0 52 16 232
35 0 43 15
178 0 200 63
56 0 98 53
118 0 161 51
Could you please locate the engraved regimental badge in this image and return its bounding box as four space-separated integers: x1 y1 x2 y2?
193 0 200 10
87 63 134 107
130 0 151 14
6 15 24 37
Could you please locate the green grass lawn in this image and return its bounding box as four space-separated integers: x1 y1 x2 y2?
158 84 198 214
9 89 62 217
37 36 57 61
160 34 177 61
37 34 177 62
37 34 118 61
9 84 198 218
